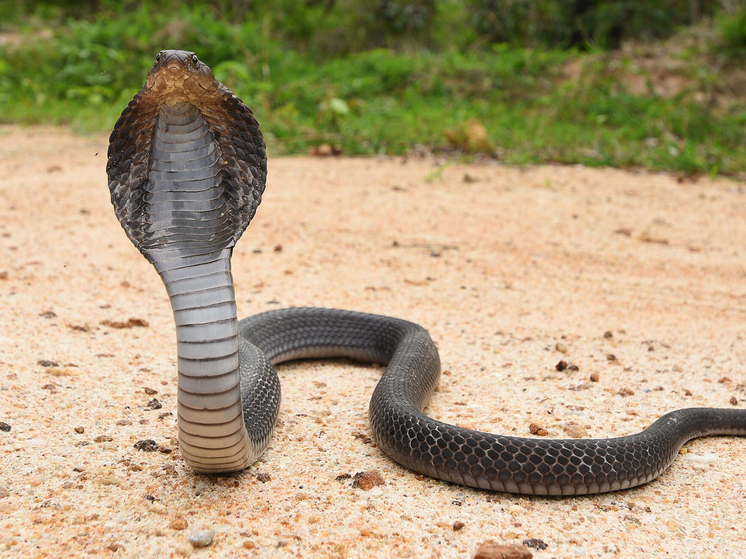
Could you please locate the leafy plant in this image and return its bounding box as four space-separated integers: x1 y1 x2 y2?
1 3 746 176
715 6 746 59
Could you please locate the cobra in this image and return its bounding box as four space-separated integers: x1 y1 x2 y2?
106 50 746 495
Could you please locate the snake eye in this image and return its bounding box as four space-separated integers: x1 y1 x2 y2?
156 53 161 62
192 54 199 65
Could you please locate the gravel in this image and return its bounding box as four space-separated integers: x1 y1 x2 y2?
0 126 744 559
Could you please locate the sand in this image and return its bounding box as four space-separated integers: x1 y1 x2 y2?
0 125 744 558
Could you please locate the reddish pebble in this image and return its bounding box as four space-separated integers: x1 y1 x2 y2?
528 423 548 437
169 515 188 530
474 540 533 559
353 470 385 490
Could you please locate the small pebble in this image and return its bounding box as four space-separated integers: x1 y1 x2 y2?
555 342 568 353
106 543 125 552
453 521 465 531
255 472 271 483
94 435 113 443
603 331 613 339
0 422 10 432
169 515 189 530
99 475 122 486
134 439 159 452
529 423 548 436
730 396 738 406
666 520 683 532
590 372 600 382
188 530 215 548
144 398 162 410
563 423 588 438
74 426 85 434
523 538 548 550
46 366 77 377
618 387 635 397
474 540 533 559
352 470 385 490
101 318 149 329
37 359 59 367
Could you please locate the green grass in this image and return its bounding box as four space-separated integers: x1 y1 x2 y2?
2 5 746 176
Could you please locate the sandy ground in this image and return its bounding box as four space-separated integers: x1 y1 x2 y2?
0 125 744 558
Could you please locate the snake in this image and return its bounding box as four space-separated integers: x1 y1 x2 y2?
105 50 746 496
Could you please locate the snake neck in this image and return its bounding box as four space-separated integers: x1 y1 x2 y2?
146 103 258 472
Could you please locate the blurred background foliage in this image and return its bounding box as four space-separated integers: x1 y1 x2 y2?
2 0 746 175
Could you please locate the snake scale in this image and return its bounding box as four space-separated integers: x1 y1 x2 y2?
106 50 746 495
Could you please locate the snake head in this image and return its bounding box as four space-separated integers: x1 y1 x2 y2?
144 50 219 103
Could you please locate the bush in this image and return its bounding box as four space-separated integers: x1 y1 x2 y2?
2 3 746 176
715 6 746 59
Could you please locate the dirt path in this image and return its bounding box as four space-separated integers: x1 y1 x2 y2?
0 125 744 558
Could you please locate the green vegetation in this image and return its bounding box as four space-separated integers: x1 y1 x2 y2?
2 1 746 176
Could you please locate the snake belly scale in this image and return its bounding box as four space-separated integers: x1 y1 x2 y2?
106 50 746 495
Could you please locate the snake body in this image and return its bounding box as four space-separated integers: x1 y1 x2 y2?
106 50 746 495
